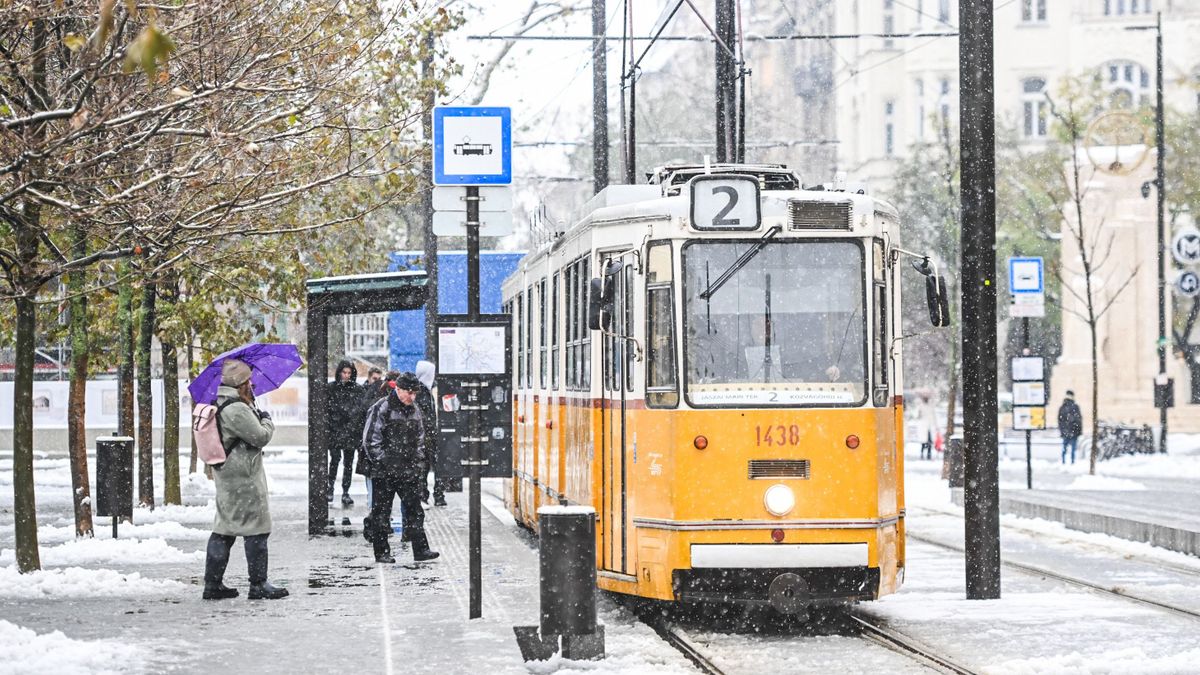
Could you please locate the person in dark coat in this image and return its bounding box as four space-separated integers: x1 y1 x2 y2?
1058 390 1083 464
362 374 439 563
327 359 365 506
203 359 288 600
414 360 445 506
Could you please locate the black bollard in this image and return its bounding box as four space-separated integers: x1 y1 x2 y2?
513 505 604 661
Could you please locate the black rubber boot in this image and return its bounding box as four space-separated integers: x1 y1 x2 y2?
413 549 440 562
341 492 354 507
248 582 289 600
202 583 239 600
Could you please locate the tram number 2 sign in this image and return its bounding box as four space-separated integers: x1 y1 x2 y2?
689 174 761 231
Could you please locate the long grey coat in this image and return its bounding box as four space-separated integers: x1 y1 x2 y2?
212 385 275 536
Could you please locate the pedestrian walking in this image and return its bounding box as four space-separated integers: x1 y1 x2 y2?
915 392 937 460
362 374 440 563
414 360 446 507
327 359 366 506
203 359 288 600
363 366 384 397
1058 390 1083 464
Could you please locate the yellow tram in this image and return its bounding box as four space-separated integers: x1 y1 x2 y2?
501 164 947 615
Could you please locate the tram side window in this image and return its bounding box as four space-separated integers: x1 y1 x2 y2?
525 287 533 388
516 294 524 388
539 279 547 388
646 243 679 408
872 239 889 406
551 273 560 389
581 257 591 389
624 264 635 392
567 263 577 390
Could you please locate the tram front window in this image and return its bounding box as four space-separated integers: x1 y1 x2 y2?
682 240 866 407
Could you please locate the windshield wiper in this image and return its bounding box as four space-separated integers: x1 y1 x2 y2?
699 225 782 300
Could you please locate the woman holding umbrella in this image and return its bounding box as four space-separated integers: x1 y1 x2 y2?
195 349 299 601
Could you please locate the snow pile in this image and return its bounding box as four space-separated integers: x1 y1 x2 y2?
0 620 142 675
987 646 1200 674
1063 474 1146 491
182 471 215 497
130 502 215 524
0 537 203 567
37 520 210 544
0 566 185 599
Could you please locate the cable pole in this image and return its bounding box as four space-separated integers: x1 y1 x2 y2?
959 0 1001 600
714 0 737 162
422 33 438 367
592 0 609 194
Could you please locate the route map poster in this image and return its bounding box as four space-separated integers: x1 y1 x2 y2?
438 325 506 375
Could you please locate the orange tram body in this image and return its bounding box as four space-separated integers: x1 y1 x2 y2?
502 164 935 615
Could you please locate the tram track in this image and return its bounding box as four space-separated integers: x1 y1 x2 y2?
908 530 1200 624
909 504 1200 581
850 612 978 674
639 607 978 675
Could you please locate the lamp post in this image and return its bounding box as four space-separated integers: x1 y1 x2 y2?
1127 12 1168 454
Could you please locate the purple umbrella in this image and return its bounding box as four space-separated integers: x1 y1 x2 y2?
188 342 303 405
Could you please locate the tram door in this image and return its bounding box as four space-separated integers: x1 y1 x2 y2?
600 253 632 574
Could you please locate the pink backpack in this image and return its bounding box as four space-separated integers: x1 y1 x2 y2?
193 400 238 466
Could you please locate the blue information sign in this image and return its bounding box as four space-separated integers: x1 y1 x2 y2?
432 107 512 185
1008 256 1044 294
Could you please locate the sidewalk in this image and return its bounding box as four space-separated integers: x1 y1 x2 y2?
940 434 1200 557
0 446 692 674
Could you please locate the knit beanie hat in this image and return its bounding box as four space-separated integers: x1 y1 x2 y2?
221 359 253 387
394 372 422 392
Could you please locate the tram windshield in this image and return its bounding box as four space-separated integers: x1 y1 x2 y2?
682 240 866 407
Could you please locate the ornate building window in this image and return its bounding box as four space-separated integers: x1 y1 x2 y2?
1100 60 1150 108
1022 77 1048 139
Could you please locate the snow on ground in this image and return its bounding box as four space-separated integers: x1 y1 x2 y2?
0 536 203 567
987 646 1200 675
0 566 185 599
34 520 210 545
1062 474 1146 491
526 605 696 675
0 620 142 675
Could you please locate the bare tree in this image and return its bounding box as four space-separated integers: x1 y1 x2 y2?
2 0 456 571
1046 84 1140 475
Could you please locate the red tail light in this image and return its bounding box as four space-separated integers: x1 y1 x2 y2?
771 528 785 543
693 435 708 450
846 434 861 449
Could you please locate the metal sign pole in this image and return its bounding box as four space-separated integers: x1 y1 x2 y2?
466 185 483 620
1023 317 1032 491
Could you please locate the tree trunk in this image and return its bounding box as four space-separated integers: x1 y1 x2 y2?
1088 310 1100 475
67 224 94 537
161 277 181 505
118 264 135 437
137 280 157 509
187 332 199 474
12 294 42 572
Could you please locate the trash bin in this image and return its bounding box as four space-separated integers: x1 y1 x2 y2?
947 433 965 488
95 436 134 520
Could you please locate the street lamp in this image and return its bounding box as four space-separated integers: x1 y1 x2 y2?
1127 12 1169 454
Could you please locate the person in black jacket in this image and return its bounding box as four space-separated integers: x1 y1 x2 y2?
362 374 439 563
327 359 365 506
1058 390 1083 464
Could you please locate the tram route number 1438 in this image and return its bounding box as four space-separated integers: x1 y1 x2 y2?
756 424 803 447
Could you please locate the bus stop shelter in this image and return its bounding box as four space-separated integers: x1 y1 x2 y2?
306 271 427 534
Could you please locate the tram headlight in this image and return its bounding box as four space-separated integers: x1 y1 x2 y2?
763 484 795 517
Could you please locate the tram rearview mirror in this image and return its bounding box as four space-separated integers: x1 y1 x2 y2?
926 275 950 327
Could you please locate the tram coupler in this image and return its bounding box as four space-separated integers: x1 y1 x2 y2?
768 572 811 619
513 506 605 661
